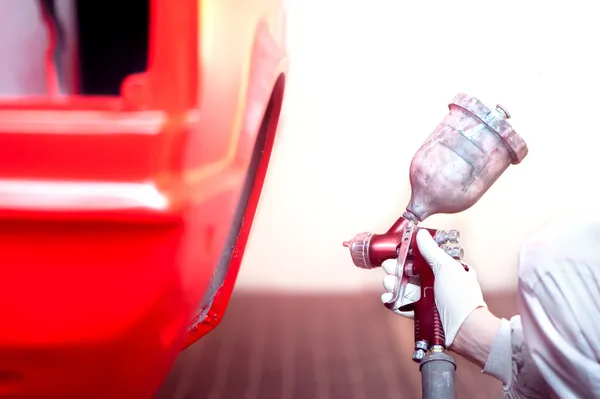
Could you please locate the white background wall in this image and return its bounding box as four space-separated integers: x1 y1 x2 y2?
1 0 594 293
237 0 599 292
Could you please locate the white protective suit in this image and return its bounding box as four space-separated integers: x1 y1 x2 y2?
483 218 600 398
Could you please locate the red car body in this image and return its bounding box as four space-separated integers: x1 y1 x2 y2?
0 0 287 397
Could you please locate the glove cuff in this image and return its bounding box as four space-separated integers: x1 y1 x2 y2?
443 301 487 348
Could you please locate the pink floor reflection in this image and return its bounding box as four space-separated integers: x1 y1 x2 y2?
155 291 516 398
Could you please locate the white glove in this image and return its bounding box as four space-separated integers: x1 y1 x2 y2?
380 260 420 319
381 229 487 348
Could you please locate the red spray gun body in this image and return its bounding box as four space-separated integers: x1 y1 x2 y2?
343 93 528 397
344 222 464 360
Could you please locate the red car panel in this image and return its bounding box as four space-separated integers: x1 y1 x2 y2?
0 0 287 397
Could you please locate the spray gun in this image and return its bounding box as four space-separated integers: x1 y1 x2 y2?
342 93 527 399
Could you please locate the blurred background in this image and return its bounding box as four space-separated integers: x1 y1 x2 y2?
3 0 598 397
163 0 600 397
216 0 596 397
240 0 599 293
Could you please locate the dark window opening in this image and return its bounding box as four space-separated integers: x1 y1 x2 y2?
75 0 150 96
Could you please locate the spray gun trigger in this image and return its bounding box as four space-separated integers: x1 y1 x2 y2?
383 222 417 310
386 257 421 310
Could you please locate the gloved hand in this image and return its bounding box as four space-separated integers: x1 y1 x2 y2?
381 229 487 348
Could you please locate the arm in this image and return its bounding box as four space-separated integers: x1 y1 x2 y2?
456 216 600 398
452 310 552 398
382 230 551 398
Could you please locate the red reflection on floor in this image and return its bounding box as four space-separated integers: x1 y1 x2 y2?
155 291 517 399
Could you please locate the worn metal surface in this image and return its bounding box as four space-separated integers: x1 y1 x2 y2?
407 93 527 221
420 352 457 399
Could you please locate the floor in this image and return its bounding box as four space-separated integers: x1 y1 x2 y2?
155 291 517 399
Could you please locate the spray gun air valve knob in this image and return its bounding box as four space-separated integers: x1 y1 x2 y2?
412 340 429 363
435 229 460 245
412 349 427 363
440 245 464 260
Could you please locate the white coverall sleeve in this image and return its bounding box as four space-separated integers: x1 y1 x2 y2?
482 316 552 398
484 216 600 398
